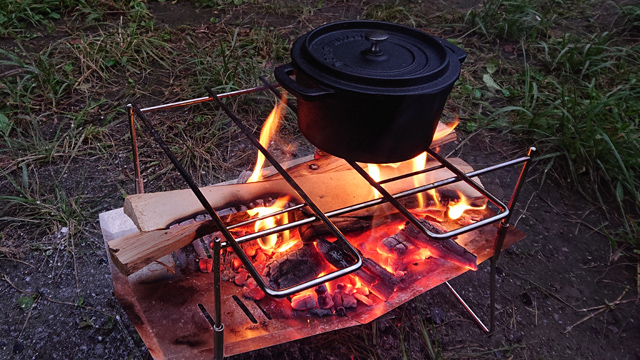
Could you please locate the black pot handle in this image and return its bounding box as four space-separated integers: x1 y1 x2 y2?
442 40 467 64
274 63 334 101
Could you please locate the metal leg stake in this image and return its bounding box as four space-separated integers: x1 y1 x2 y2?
489 147 535 333
446 281 489 332
127 105 144 194
213 236 224 360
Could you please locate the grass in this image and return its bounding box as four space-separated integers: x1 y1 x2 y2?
0 0 296 254
0 0 638 357
0 0 151 37
461 0 640 254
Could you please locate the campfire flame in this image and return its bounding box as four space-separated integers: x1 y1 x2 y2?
447 191 486 220
360 119 487 221
246 196 291 250
366 163 382 198
434 118 459 141
411 152 428 208
247 96 287 183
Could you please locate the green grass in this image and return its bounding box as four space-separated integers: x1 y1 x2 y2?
0 0 151 37
460 0 640 253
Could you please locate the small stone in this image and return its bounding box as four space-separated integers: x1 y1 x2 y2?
520 292 533 306
429 308 446 325
13 341 24 354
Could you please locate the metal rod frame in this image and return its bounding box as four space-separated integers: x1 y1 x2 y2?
125 82 534 357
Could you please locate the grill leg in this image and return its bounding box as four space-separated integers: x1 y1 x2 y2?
489 147 535 333
446 281 489 332
213 237 224 360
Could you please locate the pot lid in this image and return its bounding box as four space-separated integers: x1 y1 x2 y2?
290 21 465 95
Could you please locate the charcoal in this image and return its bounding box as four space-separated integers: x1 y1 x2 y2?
262 245 322 290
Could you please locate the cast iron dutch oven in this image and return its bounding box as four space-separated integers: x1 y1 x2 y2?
274 20 466 164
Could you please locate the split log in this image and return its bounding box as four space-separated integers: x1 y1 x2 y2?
262 244 322 290
108 218 223 276
401 218 477 270
124 157 484 232
299 215 372 243
116 154 485 276
315 238 398 300
109 207 303 276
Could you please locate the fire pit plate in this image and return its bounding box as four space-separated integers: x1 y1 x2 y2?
101 207 525 359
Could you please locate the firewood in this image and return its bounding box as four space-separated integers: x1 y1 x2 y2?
262 244 322 290
353 293 373 306
401 218 477 270
377 232 412 257
299 216 373 242
315 238 398 301
124 157 484 232
116 154 485 276
108 207 304 276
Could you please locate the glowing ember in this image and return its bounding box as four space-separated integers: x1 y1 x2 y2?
246 196 291 250
198 258 213 273
274 240 300 253
447 191 486 220
247 96 287 183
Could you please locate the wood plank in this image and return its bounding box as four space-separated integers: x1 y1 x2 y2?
124 157 483 232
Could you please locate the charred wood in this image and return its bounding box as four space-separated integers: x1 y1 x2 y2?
402 218 477 270
299 216 372 242
262 245 322 290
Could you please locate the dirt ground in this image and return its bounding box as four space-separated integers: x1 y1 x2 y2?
1 1 639 359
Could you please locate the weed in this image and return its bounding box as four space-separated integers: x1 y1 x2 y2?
361 0 422 26
0 0 151 37
465 0 556 41
462 0 640 252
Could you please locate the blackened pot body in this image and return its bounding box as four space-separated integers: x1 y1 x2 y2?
296 73 453 163
274 20 465 164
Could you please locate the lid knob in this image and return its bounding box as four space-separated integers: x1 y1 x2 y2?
365 30 388 55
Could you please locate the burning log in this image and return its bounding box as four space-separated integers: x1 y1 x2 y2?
262 244 323 290
299 216 372 242
401 218 477 271
377 233 411 257
316 238 398 301
108 211 252 276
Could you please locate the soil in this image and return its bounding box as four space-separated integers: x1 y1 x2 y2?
1 1 639 360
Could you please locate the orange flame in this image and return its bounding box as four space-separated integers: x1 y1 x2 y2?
247 96 287 183
246 196 290 250
367 163 382 198
274 239 300 253
447 191 486 220
410 152 427 208
433 117 459 141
